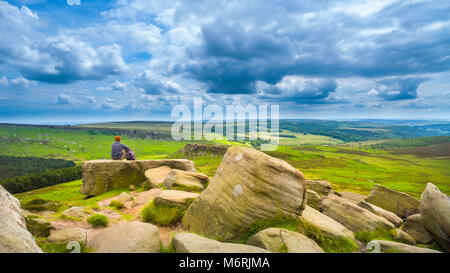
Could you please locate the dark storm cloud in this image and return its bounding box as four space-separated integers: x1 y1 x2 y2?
375 77 429 101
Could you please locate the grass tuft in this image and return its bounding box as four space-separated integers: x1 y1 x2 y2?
141 200 185 226
109 200 125 210
88 214 108 227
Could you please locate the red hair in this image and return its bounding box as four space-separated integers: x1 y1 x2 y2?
115 136 121 141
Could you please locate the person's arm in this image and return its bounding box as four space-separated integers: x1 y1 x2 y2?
122 143 130 153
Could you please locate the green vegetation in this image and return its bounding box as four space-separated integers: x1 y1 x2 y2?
1 165 82 194
88 214 109 227
22 198 61 212
25 216 52 237
35 238 93 253
369 135 450 149
354 228 394 243
0 155 75 180
109 200 125 210
141 200 185 226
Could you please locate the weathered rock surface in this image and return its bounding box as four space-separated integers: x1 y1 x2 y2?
154 190 200 208
365 184 419 218
306 190 321 210
420 183 450 252
116 192 133 203
391 229 416 245
306 180 331 196
320 196 395 232
246 228 324 253
358 201 403 227
0 185 43 253
299 205 355 241
47 227 87 245
62 206 91 220
182 146 307 242
144 166 172 188
88 221 160 253
368 240 441 253
172 233 270 253
80 159 195 196
400 214 433 244
163 169 209 191
340 191 367 204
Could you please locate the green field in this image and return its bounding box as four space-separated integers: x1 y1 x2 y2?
1 122 449 200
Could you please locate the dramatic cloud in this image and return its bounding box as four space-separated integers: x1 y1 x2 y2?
0 0 449 121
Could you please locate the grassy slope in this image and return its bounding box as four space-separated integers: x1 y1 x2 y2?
3 124 449 201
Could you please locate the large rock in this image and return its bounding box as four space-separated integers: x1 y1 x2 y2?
62 206 91 220
172 233 270 253
420 183 450 252
182 146 307 242
320 196 395 232
400 214 433 244
299 205 355 241
0 185 43 253
116 192 133 203
340 191 367 204
391 229 416 245
358 201 403 227
88 221 160 253
154 190 200 209
80 159 195 196
246 228 324 253
306 180 331 196
47 227 87 245
368 240 441 253
306 190 321 210
365 184 419 218
144 166 172 188
163 169 209 191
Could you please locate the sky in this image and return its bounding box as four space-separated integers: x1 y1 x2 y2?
0 0 449 123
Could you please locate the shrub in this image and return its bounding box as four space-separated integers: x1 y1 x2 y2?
141 200 185 226
22 198 61 212
88 214 108 227
142 182 152 191
109 200 125 210
25 216 52 237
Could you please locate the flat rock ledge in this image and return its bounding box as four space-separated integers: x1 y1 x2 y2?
80 159 195 196
172 233 270 253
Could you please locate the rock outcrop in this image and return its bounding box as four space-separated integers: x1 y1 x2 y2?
420 183 450 252
62 206 91 220
47 227 87 245
368 240 440 253
163 169 209 191
88 221 160 253
299 205 355 241
358 201 403 227
182 146 307 242
400 214 433 244
306 180 331 196
246 228 324 253
144 166 172 188
172 233 270 253
320 196 395 232
0 185 43 253
306 190 321 210
340 191 367 204
365 184 419 218
154 190 200 209
391 229 416 245
80 159 195 196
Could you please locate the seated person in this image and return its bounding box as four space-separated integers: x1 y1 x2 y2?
111 135 134 160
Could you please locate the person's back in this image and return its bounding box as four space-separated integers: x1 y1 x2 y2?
111 136 129 160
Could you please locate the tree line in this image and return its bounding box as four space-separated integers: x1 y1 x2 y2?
0 165 82 194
